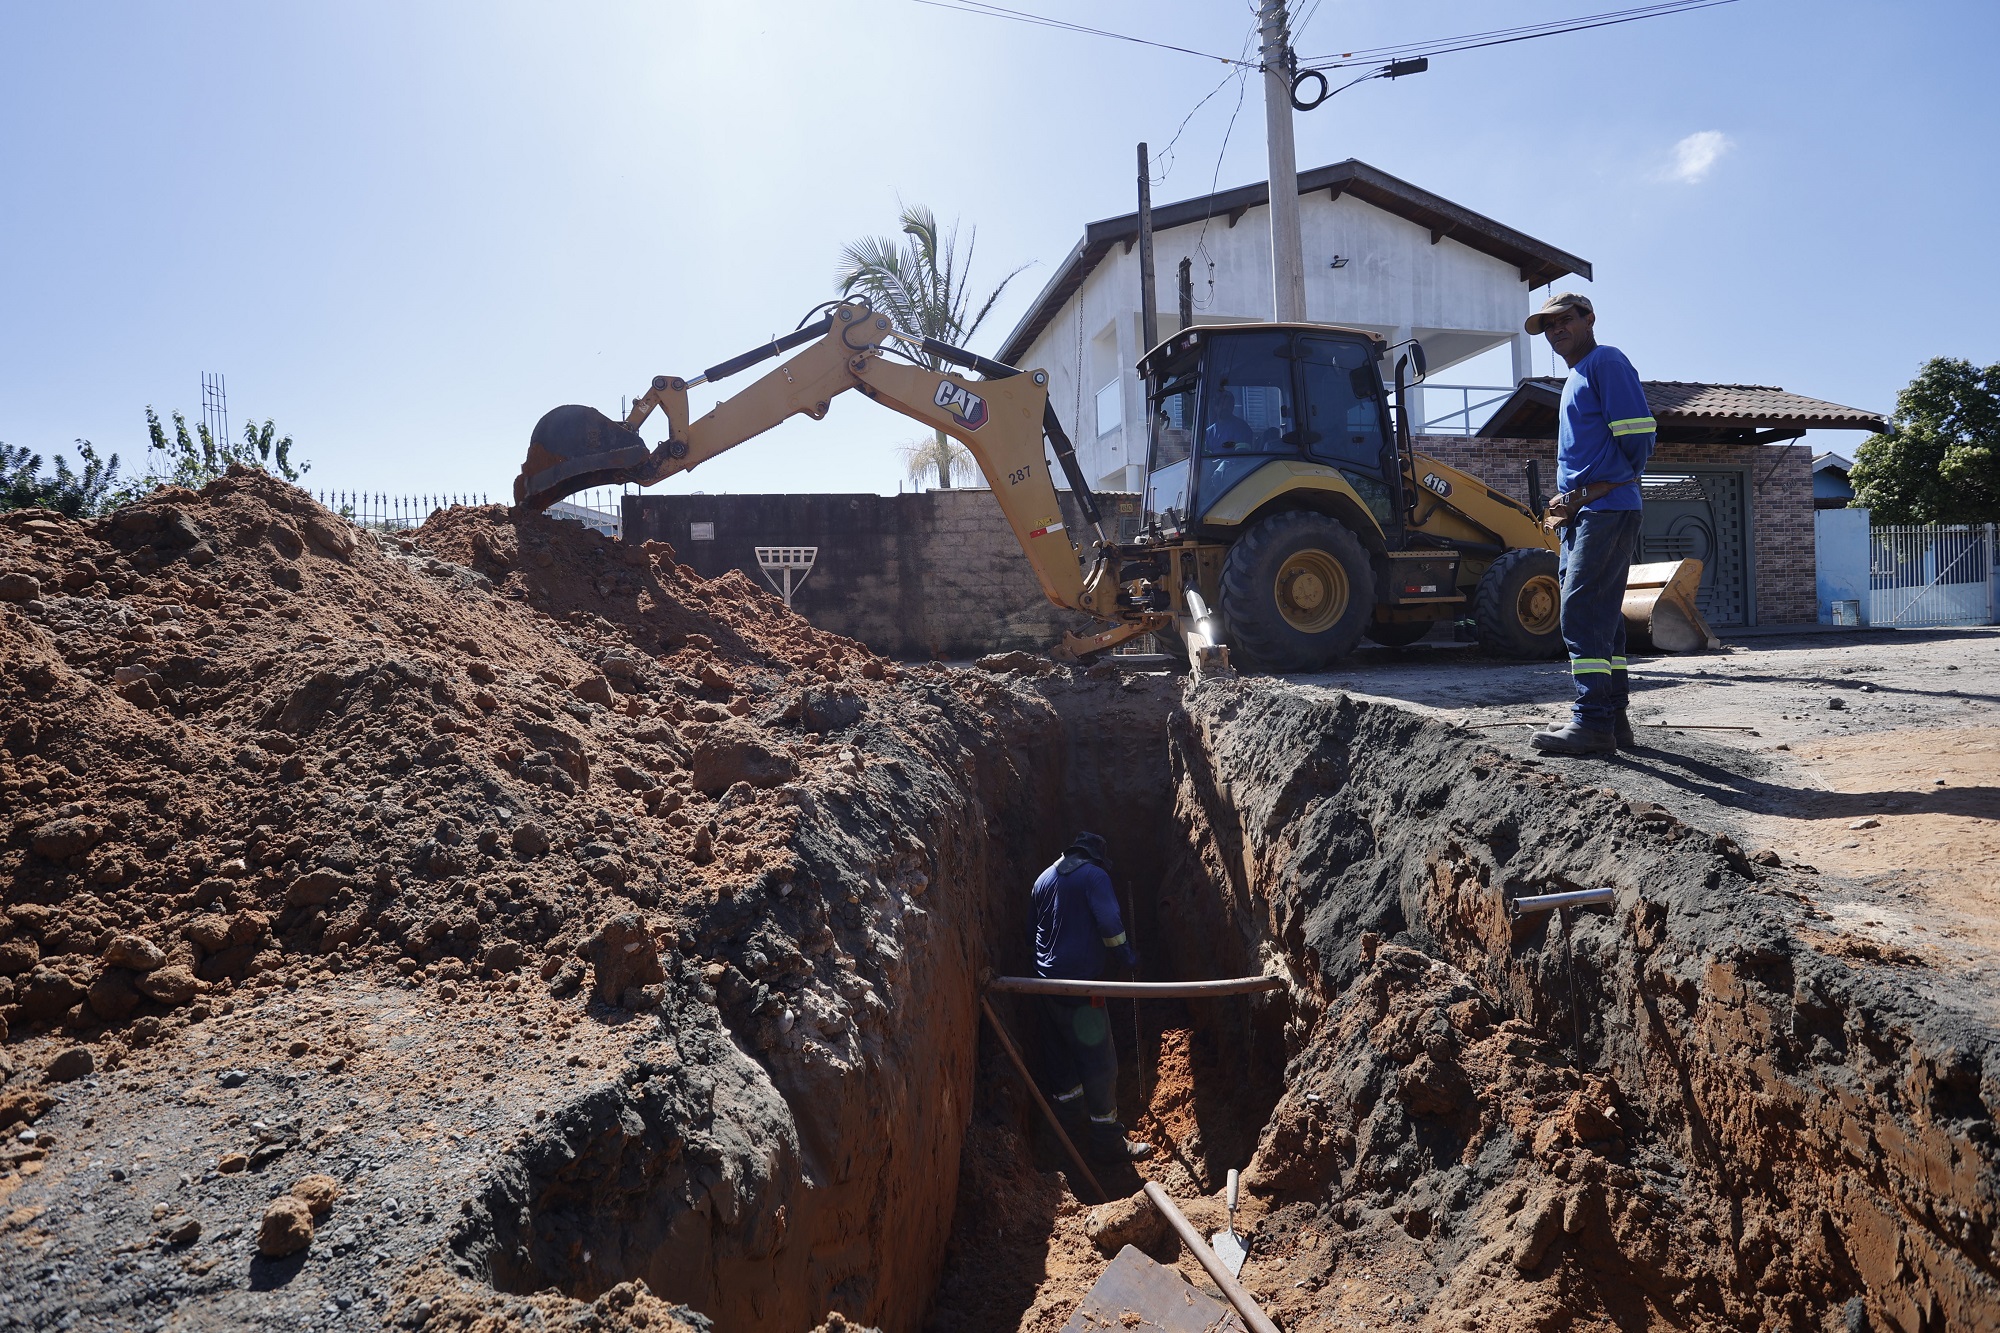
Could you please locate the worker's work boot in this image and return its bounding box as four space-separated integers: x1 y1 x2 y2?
1090 1120 1155 1162
1613 713 1637 750
1530 719 1616 756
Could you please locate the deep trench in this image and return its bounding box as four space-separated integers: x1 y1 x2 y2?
450 676 2000 1333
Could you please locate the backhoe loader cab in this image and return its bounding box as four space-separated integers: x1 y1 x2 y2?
1141 324 1398 543
1136 322 1572 672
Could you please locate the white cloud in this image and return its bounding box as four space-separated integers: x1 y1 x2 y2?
1665 130 1733 184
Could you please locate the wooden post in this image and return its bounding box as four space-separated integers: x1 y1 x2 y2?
1138 142 1159 353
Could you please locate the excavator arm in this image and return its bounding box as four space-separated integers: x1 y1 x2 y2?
515 300 1172 659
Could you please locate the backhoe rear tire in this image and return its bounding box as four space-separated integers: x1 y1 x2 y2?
1475 548 1565 660
1219 512 1375 672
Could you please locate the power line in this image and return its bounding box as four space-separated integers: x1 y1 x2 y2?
905 0 1253 66
1188 67 1252 312
1297 0 1742 68
1148 67 1243 186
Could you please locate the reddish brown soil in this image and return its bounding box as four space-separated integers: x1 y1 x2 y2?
0 468 1018 1331
0 472 890 1050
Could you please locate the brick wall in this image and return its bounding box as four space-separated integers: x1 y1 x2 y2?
622 490 1141 660
1415 434 1817 626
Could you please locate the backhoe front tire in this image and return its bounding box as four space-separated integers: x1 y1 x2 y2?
1219 512 1375 672
1475 548 1565 660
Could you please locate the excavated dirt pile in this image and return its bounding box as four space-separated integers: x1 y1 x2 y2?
0 468 1096 1331
3 466 1996 1333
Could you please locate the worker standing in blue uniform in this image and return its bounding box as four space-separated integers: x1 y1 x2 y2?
1525 293 1657 755
1032 831 1153 1162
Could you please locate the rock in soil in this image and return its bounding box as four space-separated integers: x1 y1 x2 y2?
1084 1190 1170 1255
290 1172 341 1217
42 1044 94 1083
257 1193 314 1257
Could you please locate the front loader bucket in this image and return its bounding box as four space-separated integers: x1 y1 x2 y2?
1622 559 1720 653
514 405 652 511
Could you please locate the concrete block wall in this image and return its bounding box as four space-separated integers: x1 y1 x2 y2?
1415 434 1818 626
622 490 1141 660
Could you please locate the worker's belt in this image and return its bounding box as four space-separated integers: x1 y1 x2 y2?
1547 478 1634 531
1552 479 1631 510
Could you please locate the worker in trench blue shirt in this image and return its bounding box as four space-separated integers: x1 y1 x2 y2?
1031 831 1153 1163
1525 293 1657 755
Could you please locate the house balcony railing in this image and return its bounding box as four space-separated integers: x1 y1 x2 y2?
1415 384 1516 436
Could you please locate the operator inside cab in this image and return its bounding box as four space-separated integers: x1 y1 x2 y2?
1204 389 1254 451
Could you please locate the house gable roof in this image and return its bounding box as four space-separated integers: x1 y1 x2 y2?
1477 378 1887 445
995 159 1591 366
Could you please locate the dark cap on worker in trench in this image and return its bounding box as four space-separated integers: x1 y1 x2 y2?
1066 831 1110 868
1525 291 1594 335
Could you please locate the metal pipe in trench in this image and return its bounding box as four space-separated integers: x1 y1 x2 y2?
987 975 1285 999
1511 886 1616 915
1141 1181 1282 1333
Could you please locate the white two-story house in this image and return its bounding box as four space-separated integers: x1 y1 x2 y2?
995 158 1592 494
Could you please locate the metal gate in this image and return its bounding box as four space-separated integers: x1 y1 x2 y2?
1640 469 1749 626
1870 524 1996 627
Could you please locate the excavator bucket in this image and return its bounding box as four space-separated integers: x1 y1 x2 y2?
515 405 653 511
1622 559 1720 653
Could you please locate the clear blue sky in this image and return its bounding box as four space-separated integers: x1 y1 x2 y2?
3 1 1994 503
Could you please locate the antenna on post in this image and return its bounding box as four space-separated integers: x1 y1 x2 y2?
202 373 229 449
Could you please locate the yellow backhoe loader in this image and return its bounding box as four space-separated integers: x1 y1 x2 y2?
516 299 1711 673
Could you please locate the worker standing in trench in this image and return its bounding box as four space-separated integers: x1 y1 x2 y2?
1032 832 1155 1163
1526 292 1658 756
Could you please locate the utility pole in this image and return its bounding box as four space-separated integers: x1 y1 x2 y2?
1258 0 1306 323
1137 142 1159 353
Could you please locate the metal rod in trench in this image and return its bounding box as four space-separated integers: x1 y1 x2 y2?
1141 1181 1281 1333
1560 906 1586 1070
978 994 1108 1205
1122 885 1145 1107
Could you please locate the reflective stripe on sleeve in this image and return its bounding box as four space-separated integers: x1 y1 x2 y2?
1101 932 1127 948
1609 417 1657 436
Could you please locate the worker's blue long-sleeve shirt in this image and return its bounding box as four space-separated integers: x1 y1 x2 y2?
1556 344 1656 512
1032 854 1128 980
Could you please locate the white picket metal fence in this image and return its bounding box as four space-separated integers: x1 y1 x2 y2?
1870 523 1997 627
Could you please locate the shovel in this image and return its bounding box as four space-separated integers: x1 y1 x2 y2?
1209 1168 1248 1277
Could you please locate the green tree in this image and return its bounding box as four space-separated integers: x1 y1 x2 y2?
1848 357 2000 523
836 204 1026 489
112 408 311 505
0 441 124 518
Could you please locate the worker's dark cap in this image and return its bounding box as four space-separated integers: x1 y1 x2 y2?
1525 291 1594 335
1067 832 1110 867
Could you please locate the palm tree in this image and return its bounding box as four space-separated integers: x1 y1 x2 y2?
896 433 976 489
836 205 1027 489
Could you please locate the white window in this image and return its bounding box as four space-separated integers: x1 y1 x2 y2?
1095 379 1124 437
689 521 715 542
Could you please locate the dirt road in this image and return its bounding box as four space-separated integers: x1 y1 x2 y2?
1298 626 2000 1006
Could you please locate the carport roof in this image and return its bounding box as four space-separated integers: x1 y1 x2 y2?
1477 378 1888 445
994 158 1591 366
